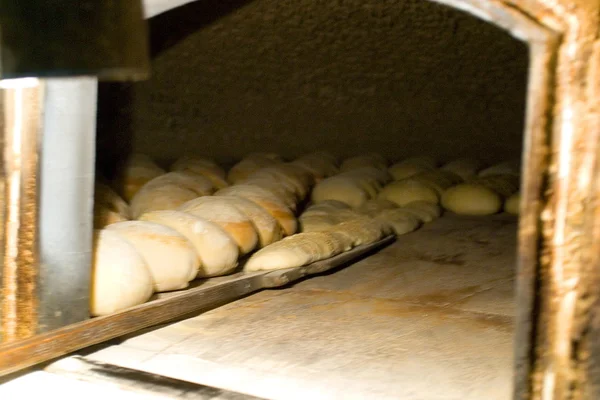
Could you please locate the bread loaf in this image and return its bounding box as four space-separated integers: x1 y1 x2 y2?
441 158 482 181
90 230 154 316
94 207 128 228
130 172 214 218
107 221 199 292
216 185 297 236
117 154 165 201
139 210 239 277
171 157 229 189
378 179 439 206
311 176 369 208
441 184 502 215
504 192 520 215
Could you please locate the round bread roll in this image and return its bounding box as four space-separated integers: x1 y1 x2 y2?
312 176 369 208
470 174 520 198
228 155 281 184
196 195 282 248
441 184 502 215
388 161 433 181
292 152 339 180
339 167 391 198
130 172 215 218
95 183 131 219
216 185 297 236
479 160 521 177
379 179 439 206
243 177 298 209
139 210 239 277
505 192 520 215
94 207 128 228
178 198 258 255
411 170 462 195
401 201 441 223
131 185 199 219
171 157 228 189
375 209 421 235
404 200 442 220
90 230 154 316
107 221 199 292
118 155 166 201
340 153 387 172
441 158 482 181
247 165 312 200
246 152 284 162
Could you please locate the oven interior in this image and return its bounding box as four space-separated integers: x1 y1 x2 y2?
2 0 531 398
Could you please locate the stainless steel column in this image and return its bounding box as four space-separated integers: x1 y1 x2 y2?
37 78 98 333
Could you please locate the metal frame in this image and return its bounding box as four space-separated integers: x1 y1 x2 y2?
0 0 598 398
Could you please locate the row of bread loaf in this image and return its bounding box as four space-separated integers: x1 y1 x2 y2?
90 152 341 316
242 154 448 273
309 154 521 215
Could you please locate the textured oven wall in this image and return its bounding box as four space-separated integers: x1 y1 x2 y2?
111 0 529 166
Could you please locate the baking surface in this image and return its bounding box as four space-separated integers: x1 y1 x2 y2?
85 214 517 400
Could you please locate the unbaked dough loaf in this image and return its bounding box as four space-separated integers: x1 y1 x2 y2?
441 184 502 215
178 197 258 254
139 210 239 277
216 185 297 236
171 157 229 189
378 179 439 206
90 230 154 316
441 158 482 181
312 176 369 208
504 192 520 215
107 221 199 292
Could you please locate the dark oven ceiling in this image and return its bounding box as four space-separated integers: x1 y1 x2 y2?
97 0 529 173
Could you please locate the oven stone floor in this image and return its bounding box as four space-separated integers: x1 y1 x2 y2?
1 214 517 399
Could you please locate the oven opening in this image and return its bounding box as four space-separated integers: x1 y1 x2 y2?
90 1 530 397
0 0 532 397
